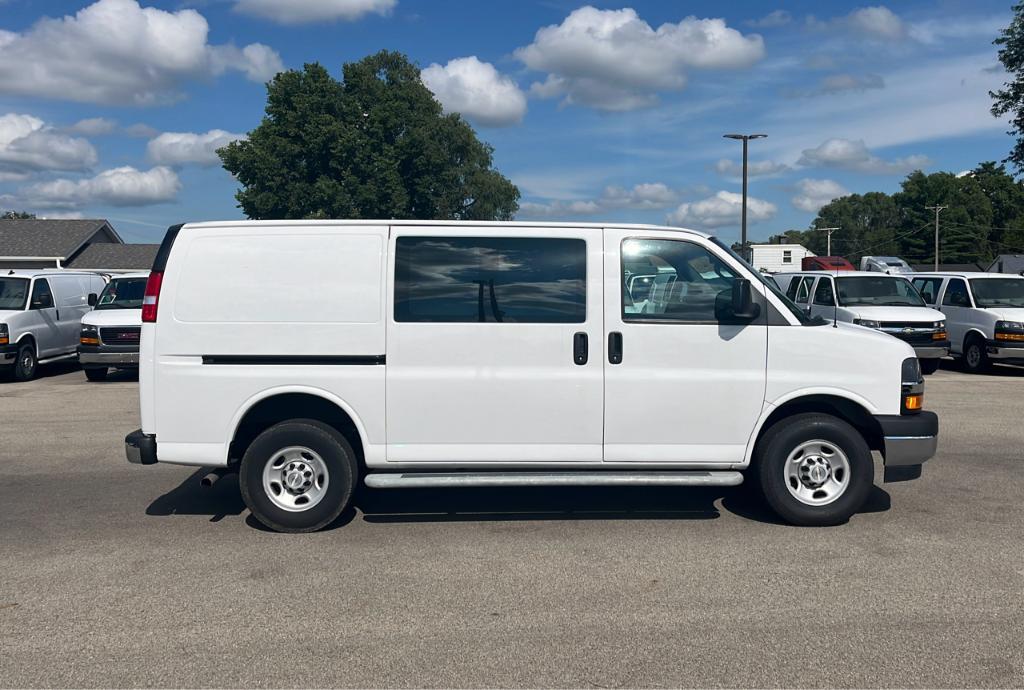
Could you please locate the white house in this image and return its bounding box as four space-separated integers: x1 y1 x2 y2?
749 243 814 273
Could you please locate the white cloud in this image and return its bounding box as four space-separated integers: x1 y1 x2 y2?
233 0 395 24
747 10 791 29
792 178 849 213
908 15 1007 45
125 123 159 138
0 0 284 105
819 73 884 94
714 158 789 178
844 6 905 40
68 117 118 136
668 191 777 228
146 129 245 166
517 182 681 219
515 6 764 111
0 113 98 177
797 138 929 174
421 57 527 127
16 166 180 208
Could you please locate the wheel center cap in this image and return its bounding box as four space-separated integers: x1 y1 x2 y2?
285 470 306 491
807 463 829 485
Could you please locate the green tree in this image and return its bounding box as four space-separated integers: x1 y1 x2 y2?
992 4 1024 173
809 192 901 262
219 51 519 221
1 210 35 219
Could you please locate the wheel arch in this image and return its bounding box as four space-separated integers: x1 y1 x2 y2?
745 391 883 466
14 332 36 350
227 386 369 469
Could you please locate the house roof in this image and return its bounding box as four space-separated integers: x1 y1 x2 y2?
0 219 121 259
64 243 159 270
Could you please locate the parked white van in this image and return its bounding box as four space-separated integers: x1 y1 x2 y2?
0 270 107 381
774 271 949 374
78 272 148 381
125 221 938 532
911 272 1024 373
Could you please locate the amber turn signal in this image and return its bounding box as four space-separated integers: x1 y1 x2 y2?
903 394 923 411
80 336 99 345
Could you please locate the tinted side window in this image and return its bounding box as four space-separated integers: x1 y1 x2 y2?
394 236 586 323
942 279 970 307
621 238 739 323
794 277 813 304
785 277 800 300
30 279 52 309
813 278 835 306
912 277 942 305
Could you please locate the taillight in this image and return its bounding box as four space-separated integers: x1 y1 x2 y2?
141 271 163 323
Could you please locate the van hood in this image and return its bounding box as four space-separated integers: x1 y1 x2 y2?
982 307 1024 322
81 308 142 327
847 306 945 323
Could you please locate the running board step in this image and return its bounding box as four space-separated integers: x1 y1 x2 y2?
364 471 744 489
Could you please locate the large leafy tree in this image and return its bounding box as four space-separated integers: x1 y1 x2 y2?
1 210 35 219
992 3 1024 173
219 51 519 221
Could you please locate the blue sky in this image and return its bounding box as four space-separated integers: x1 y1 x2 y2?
0 0 1014 244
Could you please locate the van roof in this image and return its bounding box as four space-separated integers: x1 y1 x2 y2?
913 271 1023 280
107 271 150 279
180 219 712 238
1 269 104 279
775 270 912 279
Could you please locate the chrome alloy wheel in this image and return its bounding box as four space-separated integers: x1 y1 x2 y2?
784 439 851 507
262 446 329 512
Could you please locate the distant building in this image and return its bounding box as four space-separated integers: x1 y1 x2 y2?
985 254 1024 275
749 243 814 273
0 218 158 273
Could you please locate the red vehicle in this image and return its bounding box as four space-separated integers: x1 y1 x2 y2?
802 256 855 271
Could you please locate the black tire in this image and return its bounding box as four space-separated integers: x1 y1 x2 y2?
754 413 873 527
919 358 940 375
239 419 357 533
961 334 989 374
84 367 108 382
13 342 37 382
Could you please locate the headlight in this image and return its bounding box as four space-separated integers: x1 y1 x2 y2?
0 323 8 346
853 318 880 329
80 325 99 345
934 320 946 329
995 320 1024 342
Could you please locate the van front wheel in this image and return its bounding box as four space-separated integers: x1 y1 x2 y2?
239 420 357 533
755 413 873 526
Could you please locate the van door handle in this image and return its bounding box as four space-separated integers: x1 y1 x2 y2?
608 331 623 364
573 332 588 365
55 309 59 320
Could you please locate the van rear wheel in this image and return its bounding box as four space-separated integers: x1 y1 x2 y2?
754 413 873 526
239 420 357 533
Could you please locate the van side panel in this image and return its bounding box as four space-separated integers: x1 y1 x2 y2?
150 225 387 466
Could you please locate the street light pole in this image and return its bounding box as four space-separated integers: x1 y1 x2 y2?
723 133 767 261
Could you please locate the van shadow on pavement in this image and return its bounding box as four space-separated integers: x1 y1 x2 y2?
146 470 891 530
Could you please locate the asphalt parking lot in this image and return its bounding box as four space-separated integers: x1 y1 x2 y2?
1 362 1023 688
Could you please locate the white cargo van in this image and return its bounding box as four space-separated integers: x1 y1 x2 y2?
0 270 108 381
78 272 148 381
860 256 914 274
774 271 949 374
911 272 1024 373
126 221 938 532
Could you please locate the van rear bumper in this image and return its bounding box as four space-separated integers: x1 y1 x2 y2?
125 429 157 465
875 412 938 467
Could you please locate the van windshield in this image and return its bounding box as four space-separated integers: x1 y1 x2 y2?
836 276 924 307
969 278 1024 307
709 237 817 325
0 277 29 310
96 277 147 310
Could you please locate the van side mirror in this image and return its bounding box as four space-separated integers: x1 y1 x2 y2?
716 279 761 322
31 293 52 309
87 293 98 307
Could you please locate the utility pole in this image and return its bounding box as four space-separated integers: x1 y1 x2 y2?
723 133 767 261
925 205 947 271
818 227 840 256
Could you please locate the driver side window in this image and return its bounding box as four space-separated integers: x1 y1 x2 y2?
813 278 835 306
942 279 970 307
29 278 52 310
621 238 739 323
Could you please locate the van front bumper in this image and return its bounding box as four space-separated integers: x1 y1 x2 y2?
913 341 950 359
875 411 938 467
986 340 1024 363
125 429 157 465
0 343 17 364
78 344 139 368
